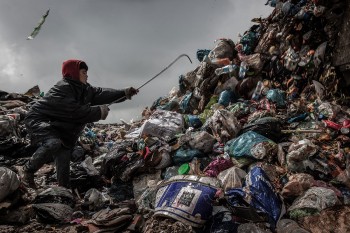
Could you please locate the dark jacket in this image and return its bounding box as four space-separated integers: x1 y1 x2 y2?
25 77 126 148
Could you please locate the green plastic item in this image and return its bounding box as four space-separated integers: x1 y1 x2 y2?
178 163 190 175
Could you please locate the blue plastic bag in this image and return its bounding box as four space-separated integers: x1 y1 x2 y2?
179 93 193 113
226 166 285 229
172 147 204 165
185 114 203 129
224 131 277 159
218 90 236 107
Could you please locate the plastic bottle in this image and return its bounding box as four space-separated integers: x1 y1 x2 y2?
238 61 248 79
214 64 238 76
251 81 263 101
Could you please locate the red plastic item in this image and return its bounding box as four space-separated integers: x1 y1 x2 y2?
342 119 350 128
322 120 342 130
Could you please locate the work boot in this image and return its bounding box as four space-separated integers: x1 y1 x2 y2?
17 166 37 189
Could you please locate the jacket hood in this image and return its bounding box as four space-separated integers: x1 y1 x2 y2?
62 59 88 81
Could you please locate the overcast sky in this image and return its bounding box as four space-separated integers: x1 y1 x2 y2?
0 0 272 123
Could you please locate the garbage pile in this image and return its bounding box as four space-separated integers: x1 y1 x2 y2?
1 0 350 232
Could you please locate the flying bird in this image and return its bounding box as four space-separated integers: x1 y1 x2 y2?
26 9 50 40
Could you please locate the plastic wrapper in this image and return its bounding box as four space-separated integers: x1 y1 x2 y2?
225 131 277 160
217 166 247 191
205 109 241 143
286 139 318 172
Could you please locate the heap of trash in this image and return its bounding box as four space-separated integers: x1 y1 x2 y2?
1 0 350 232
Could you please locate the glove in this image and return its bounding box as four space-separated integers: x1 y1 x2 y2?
125 87 139 100
99 105 110 120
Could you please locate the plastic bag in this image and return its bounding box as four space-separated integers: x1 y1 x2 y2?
266 89 286 107
225 131 277 160
0 167 20 202
33 186 75 223
83 188 111 211
226 166 285 229
217 166 247 191
208 38 236 60
218 90 236 107
173 148 204 165
140 110 184 141
288 187 339 218
206 109 241 143
204 157 234 177
206 206 239 233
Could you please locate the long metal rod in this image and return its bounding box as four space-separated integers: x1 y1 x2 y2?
108 54 192 106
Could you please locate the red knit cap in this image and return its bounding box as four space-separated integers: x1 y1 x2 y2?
62 59 88 80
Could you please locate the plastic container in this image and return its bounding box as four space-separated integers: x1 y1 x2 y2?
215 64 238 76
154 175 220 227
178 163 190 175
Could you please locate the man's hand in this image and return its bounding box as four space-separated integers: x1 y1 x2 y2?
100 105 110 120
125 87 139 99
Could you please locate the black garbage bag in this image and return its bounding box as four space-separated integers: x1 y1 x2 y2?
204 206 239 233
240 117 283 142
100 140 137 178
70 161 104 193
32 186 75 224
108 179 134 203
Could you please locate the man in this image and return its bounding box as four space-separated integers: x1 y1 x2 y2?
21 59 138 188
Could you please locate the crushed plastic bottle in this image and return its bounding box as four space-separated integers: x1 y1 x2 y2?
239 61 248 79
252 81 264 101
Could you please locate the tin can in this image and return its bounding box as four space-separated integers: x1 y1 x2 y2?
154 175 220 227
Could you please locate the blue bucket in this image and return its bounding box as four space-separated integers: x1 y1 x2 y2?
154 175 220 227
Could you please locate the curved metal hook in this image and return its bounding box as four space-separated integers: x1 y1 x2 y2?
137 53 192 90
108 54 192 106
